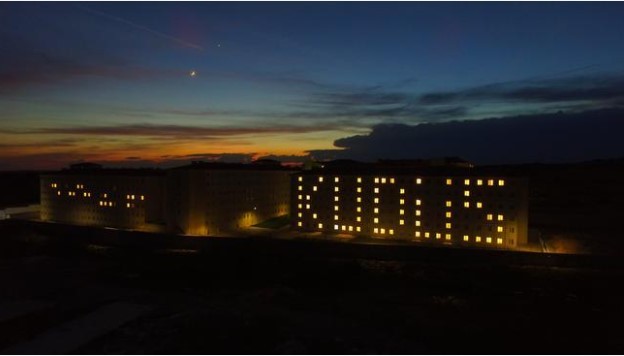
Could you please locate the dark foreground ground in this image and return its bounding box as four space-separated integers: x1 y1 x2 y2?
1 222 624 354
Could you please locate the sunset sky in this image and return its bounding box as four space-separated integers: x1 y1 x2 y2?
2 2 624 170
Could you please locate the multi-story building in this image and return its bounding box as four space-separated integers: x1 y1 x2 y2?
166 161 291 236
40 168 167 231
291 161 528 249
40 161 292 236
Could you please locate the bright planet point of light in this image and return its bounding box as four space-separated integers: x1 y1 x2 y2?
189 70 197 77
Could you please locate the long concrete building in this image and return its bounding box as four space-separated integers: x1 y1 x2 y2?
291 161 528 249
40 161 292 235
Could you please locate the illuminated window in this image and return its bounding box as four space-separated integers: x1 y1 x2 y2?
334 205 339 211
436 233 441 239
488 179 494 186
446 211 452 218
374 198 380 204
445 222 452 229
374 228 379 234
298 195 302 200
464 179 470 186
498 214 504 221
108 202 113 207
57 191 60 196
306 195 311 200
400 188 405 194
298 221 303 227
446 178 452 185
334 215 339 220
374 187 380 193
476 202 483 208
99 201 102 206
83 192 87 197
425 232 430 238
390 178 395 184
381 178 387 184
477 179 483 186
356 206 362 213
140 195 144 200
445 234 451 240
341 225 346 231
103 193 108 198
476 236 482 242
415 231 421 238
298 212 302 218
399 219 405 225
374 207 379 214
487 214 493 221
356 227 361 232
357 197 362 203
415 210 421 216
463 235 469 242
319 176 324 182
356 216 361 222
298 204 302 209
298 176 303 182
486 237 492 244
464 202 470 208
335 177 340 183
464 190 470 197
334 196 339 202
357 187 362 193
334 225 339 230
313 213 317 219
374 178 380 183
389 229 394 235
334 187 339 192
416 178 422 185
399 209 405 215
348 226 353 232
415 220 421 227
446 201 452 207
497 226 504 232
298 186 303 191
498 179 505 186
381 228 386 234
318 223 323 229
400 199 405 205
306 204 310 209
497 238 503 244
416 199 422 206
374 217 379 224
357 177 362 183
313 186 317 191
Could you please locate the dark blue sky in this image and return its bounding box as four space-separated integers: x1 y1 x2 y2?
2 2 624 169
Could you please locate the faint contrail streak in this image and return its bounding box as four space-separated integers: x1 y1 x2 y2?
74 4 204 51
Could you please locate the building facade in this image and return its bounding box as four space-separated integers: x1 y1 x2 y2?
166 162 291 236
40 162 292 236
40 169 166 231
291 165 528 249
